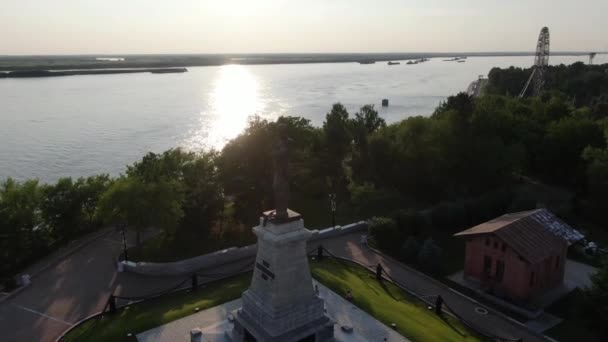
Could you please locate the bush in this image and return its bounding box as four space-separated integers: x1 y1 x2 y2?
417 238 443 274
465 189 513 225
2 276 17 292
368 216 400 255
580 258 608 335
400 236 420 263
430 201 467 230
394 209 427 236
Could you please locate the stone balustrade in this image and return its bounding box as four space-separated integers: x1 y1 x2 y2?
121 221 367 277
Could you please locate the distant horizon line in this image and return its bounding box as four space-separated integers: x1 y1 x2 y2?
0 51 605 57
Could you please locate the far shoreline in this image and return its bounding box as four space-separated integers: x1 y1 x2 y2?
0 52 599 72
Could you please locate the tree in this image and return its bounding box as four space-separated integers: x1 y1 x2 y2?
127 149 193 183
322 103 352 192
582 259 608 334
394 209 427 236
0 179 45 278
400 236 420 264
126 149 225 237
351 105 385 145
220 116 323 223
368 216 400 255
180 152 224 237
77 175 112 230
97 176 184 247
350 105 386 182
582 131 608 221
41 178 85 240
417 238 442 274
539 117 605 184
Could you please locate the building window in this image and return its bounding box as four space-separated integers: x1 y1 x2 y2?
529 271 535 287
483 256 492 275
496 260 505 282
555 256 560 269
485 238 490 246
501 243 506 252
493 241 498 249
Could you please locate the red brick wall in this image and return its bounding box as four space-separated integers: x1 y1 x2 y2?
463 235 567 301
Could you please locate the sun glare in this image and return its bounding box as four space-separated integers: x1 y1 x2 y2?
186 64 264 150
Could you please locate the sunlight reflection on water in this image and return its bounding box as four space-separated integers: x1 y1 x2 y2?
185 65 269 150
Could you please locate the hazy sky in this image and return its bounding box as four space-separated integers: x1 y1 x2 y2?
1 0 606 55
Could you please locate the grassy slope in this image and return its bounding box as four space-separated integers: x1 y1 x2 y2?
64 259 481 342
62 273 251 342
311 258 482 342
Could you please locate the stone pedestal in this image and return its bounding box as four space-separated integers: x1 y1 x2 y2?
230 209 334 342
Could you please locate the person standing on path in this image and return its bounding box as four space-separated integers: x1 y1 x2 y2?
376 263 384 281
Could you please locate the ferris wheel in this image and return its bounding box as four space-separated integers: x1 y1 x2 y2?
519 27 550 97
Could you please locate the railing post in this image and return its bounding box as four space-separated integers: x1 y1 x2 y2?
376 263 384 281
191 273 198 291
107 295 116 314
435 295 443 316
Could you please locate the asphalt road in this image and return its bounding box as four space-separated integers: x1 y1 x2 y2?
0 230 182 342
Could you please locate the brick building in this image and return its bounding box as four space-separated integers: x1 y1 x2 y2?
454 209 583 302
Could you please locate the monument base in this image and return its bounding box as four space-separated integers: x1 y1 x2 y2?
227 210 335 341
229 307 334 342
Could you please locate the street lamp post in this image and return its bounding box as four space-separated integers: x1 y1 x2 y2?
120 223 129 262
329 193 337 227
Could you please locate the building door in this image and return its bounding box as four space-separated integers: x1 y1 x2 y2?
483 256 492 276
496 260 505 282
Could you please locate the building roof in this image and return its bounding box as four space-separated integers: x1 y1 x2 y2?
454 209 584 264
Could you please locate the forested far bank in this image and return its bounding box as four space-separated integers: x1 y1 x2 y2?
2 62 608 291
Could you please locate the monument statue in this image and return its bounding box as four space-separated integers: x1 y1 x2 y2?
229 121 334 342
272 123 289 222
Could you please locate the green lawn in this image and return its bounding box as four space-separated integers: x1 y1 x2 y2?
64 258 482 342
62 273 251 342
311 258 483 342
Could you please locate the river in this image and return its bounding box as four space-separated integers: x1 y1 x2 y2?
1 55 606 182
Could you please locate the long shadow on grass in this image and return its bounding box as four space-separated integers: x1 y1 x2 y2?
319 257 472 339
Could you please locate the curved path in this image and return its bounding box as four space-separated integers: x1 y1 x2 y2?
0 230 550 342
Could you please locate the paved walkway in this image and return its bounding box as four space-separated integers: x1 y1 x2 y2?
137 282 408 342
0 228 183 342
314 234 552 342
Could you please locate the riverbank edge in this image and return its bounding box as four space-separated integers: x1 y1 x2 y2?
0 51 597 72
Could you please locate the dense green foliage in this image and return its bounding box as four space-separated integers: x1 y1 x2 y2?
3 62 608 289
0 175 111 283
578 259 608 336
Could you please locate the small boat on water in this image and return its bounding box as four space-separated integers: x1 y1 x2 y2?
359 60 376 64
457 60 466 63
387 61 400 65
406 60 418 65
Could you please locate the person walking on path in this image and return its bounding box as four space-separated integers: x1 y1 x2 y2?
376 263 384 281
435 295 443 316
